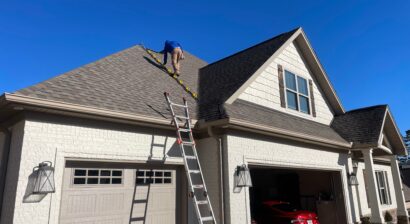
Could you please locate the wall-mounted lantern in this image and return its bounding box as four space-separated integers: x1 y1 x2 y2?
348 161 359 186
235 164 252 188
33 161 55 194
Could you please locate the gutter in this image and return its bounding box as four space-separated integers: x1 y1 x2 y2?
0 125 11 219
228 118 353 149
2 93 197 128
208 127 225 224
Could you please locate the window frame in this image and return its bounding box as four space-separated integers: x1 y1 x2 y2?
375 170 392 205
136 169 173 185
71 168 124 187
283 69 312 115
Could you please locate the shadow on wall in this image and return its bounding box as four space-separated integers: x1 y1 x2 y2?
22 170 47 203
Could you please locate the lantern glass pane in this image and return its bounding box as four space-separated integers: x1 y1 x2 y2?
33 164 55 194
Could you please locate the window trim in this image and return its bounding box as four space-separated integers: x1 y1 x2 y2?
283 69 312 115
375 170 392 205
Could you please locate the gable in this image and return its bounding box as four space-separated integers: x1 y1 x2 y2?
237 42 334 125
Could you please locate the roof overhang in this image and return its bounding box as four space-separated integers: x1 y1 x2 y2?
0 93 187 130
225 28 345 115
198 117 352 150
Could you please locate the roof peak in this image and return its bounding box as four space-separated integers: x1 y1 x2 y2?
201 27 301 70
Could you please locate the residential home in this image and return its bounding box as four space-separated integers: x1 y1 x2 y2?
0 27 407 224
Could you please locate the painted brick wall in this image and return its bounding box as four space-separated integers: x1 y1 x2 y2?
224 133 353 224
355 161 398 217
3 116 186 224
238 42 334 125
1 121 25 224
196 137 222 223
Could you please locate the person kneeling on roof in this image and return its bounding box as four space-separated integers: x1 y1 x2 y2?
161 40 184 76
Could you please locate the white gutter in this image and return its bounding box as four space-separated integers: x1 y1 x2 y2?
3 93 197 127
229 118 353 149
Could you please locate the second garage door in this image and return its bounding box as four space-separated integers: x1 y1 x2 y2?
59 162 182 224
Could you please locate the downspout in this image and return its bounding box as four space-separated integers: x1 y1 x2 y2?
208 127 226 224
0 125 11 219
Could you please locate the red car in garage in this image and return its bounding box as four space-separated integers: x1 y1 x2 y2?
252 200 320 224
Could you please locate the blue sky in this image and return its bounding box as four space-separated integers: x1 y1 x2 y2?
1 1 409 134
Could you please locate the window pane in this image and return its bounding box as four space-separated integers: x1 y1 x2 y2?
155 171 163 177
164 178 172 184
100 170 111 176
137 171 145 177
299 96 310 114
285 71 297 91
297 76 308 95
155 178 163 184
136 178 145 184
164 172 171 177
112 171 122 176
286 91 298 110
100 178 110 184
88 170 99 176
74 169 86 176
74 178 86 184
87 178 98 184
112 178 122 184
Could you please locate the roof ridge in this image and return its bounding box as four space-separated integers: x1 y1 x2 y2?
200 27 300 70
344 104 387 114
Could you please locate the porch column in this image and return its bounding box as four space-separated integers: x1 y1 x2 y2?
347 154 361 223
390 155 409 224
362 149 384 223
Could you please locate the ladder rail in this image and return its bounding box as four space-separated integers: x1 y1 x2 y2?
164 92 217 224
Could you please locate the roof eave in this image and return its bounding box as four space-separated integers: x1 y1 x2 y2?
201 117 353 149
1 93 183 129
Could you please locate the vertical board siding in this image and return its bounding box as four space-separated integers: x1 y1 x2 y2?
238 42 334 125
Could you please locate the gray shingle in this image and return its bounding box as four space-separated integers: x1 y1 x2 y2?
331 105 387 147
15 45 207 121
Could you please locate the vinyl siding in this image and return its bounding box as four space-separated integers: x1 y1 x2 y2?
238 42 334 125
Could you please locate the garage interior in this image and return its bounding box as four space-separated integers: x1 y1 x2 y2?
249 166 348 224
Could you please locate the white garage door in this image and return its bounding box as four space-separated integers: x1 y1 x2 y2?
60 164 178 224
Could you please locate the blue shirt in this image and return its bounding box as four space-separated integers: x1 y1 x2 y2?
163 40 182 64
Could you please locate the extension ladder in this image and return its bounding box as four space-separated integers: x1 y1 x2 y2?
164 92 217 224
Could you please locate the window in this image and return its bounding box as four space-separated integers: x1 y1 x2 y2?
375 171 392 205
136 169 172 185
284 70 310 114
73 169 123 185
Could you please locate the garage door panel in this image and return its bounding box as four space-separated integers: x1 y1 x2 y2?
60 165 179 224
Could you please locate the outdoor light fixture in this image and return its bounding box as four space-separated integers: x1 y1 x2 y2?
33 161 55 194
348 161 359 186
235 164 252 187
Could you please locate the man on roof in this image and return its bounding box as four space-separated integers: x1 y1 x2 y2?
161 40 184 76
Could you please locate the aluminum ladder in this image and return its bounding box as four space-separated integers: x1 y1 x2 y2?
164 92 217 224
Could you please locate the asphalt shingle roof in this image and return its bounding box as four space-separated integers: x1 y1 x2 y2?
199 28 298 105
331 105 387 147
16 45 207 120
13 29 391 148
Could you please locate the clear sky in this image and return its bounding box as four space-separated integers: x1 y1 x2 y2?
1 1 409 134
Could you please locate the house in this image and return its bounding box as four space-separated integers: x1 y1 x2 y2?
0 27 407 224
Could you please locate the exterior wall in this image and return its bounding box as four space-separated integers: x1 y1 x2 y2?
196 137 222 223
224 132 353 224
238 42 334 125
1 121 25 224
2 114 186 224
355 161 398 217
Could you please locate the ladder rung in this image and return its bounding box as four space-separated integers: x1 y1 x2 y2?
175 115 189 120
189 170 200 174
192 185 204 189
171 103 187 108
185 155 197 160
178 128 190 132
182 141 194 145
196 200 208 205
201 216 214 222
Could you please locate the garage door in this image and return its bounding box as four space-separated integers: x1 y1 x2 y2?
59 163 179 224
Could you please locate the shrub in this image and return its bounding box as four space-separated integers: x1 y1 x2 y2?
384 211 393 222
360 216 371 224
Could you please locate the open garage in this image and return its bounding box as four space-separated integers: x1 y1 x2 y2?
249 166 348 224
